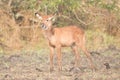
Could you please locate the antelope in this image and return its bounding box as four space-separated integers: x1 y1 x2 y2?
35 12 96 71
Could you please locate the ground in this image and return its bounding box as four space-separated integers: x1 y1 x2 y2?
0 47 120 80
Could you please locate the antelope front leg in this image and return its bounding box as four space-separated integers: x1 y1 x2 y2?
49 46 54 71
56 46 62 71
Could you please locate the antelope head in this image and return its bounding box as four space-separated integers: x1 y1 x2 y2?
35 12 56 30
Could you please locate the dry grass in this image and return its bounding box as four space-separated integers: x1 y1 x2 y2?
85 30 119 51
0 8 120 54
0 48 120 80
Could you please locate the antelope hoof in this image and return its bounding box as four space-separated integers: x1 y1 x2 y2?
91 66 97 71
58 67 62 71
50 67 54 72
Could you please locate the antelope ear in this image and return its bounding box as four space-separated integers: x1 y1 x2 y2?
49 12 58 21
48 16 55 22
35 12 42 20
51 11 59 21
53 11 58 16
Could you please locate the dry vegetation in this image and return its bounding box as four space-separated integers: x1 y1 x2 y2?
0 47 120 80
0 0 120 53
0 0 120 80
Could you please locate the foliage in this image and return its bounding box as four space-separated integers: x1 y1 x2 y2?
0 0 120 53
35 0 81 14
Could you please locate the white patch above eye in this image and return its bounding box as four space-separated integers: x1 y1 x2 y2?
48 17 52 20
52 18 55 22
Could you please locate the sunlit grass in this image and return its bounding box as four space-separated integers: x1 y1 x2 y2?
0 29 119 54
85 30 117 51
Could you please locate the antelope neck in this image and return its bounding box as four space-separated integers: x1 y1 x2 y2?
44 28 54 40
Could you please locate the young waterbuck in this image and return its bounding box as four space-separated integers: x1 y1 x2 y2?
35 12 96 71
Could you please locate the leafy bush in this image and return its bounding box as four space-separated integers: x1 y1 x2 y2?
0 0 120 53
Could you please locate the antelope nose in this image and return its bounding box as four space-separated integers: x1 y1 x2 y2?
41 23 45 28
41 23 47 30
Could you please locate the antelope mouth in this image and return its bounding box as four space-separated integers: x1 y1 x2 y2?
41 24 48 30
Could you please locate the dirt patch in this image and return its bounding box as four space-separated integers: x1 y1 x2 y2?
0 47 120 80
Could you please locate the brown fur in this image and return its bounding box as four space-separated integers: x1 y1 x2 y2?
35 13 96 71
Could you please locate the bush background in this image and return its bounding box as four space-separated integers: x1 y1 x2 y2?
0 0 120 53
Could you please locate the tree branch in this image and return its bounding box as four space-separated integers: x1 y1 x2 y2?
8 0 12 7
73 10 95 25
